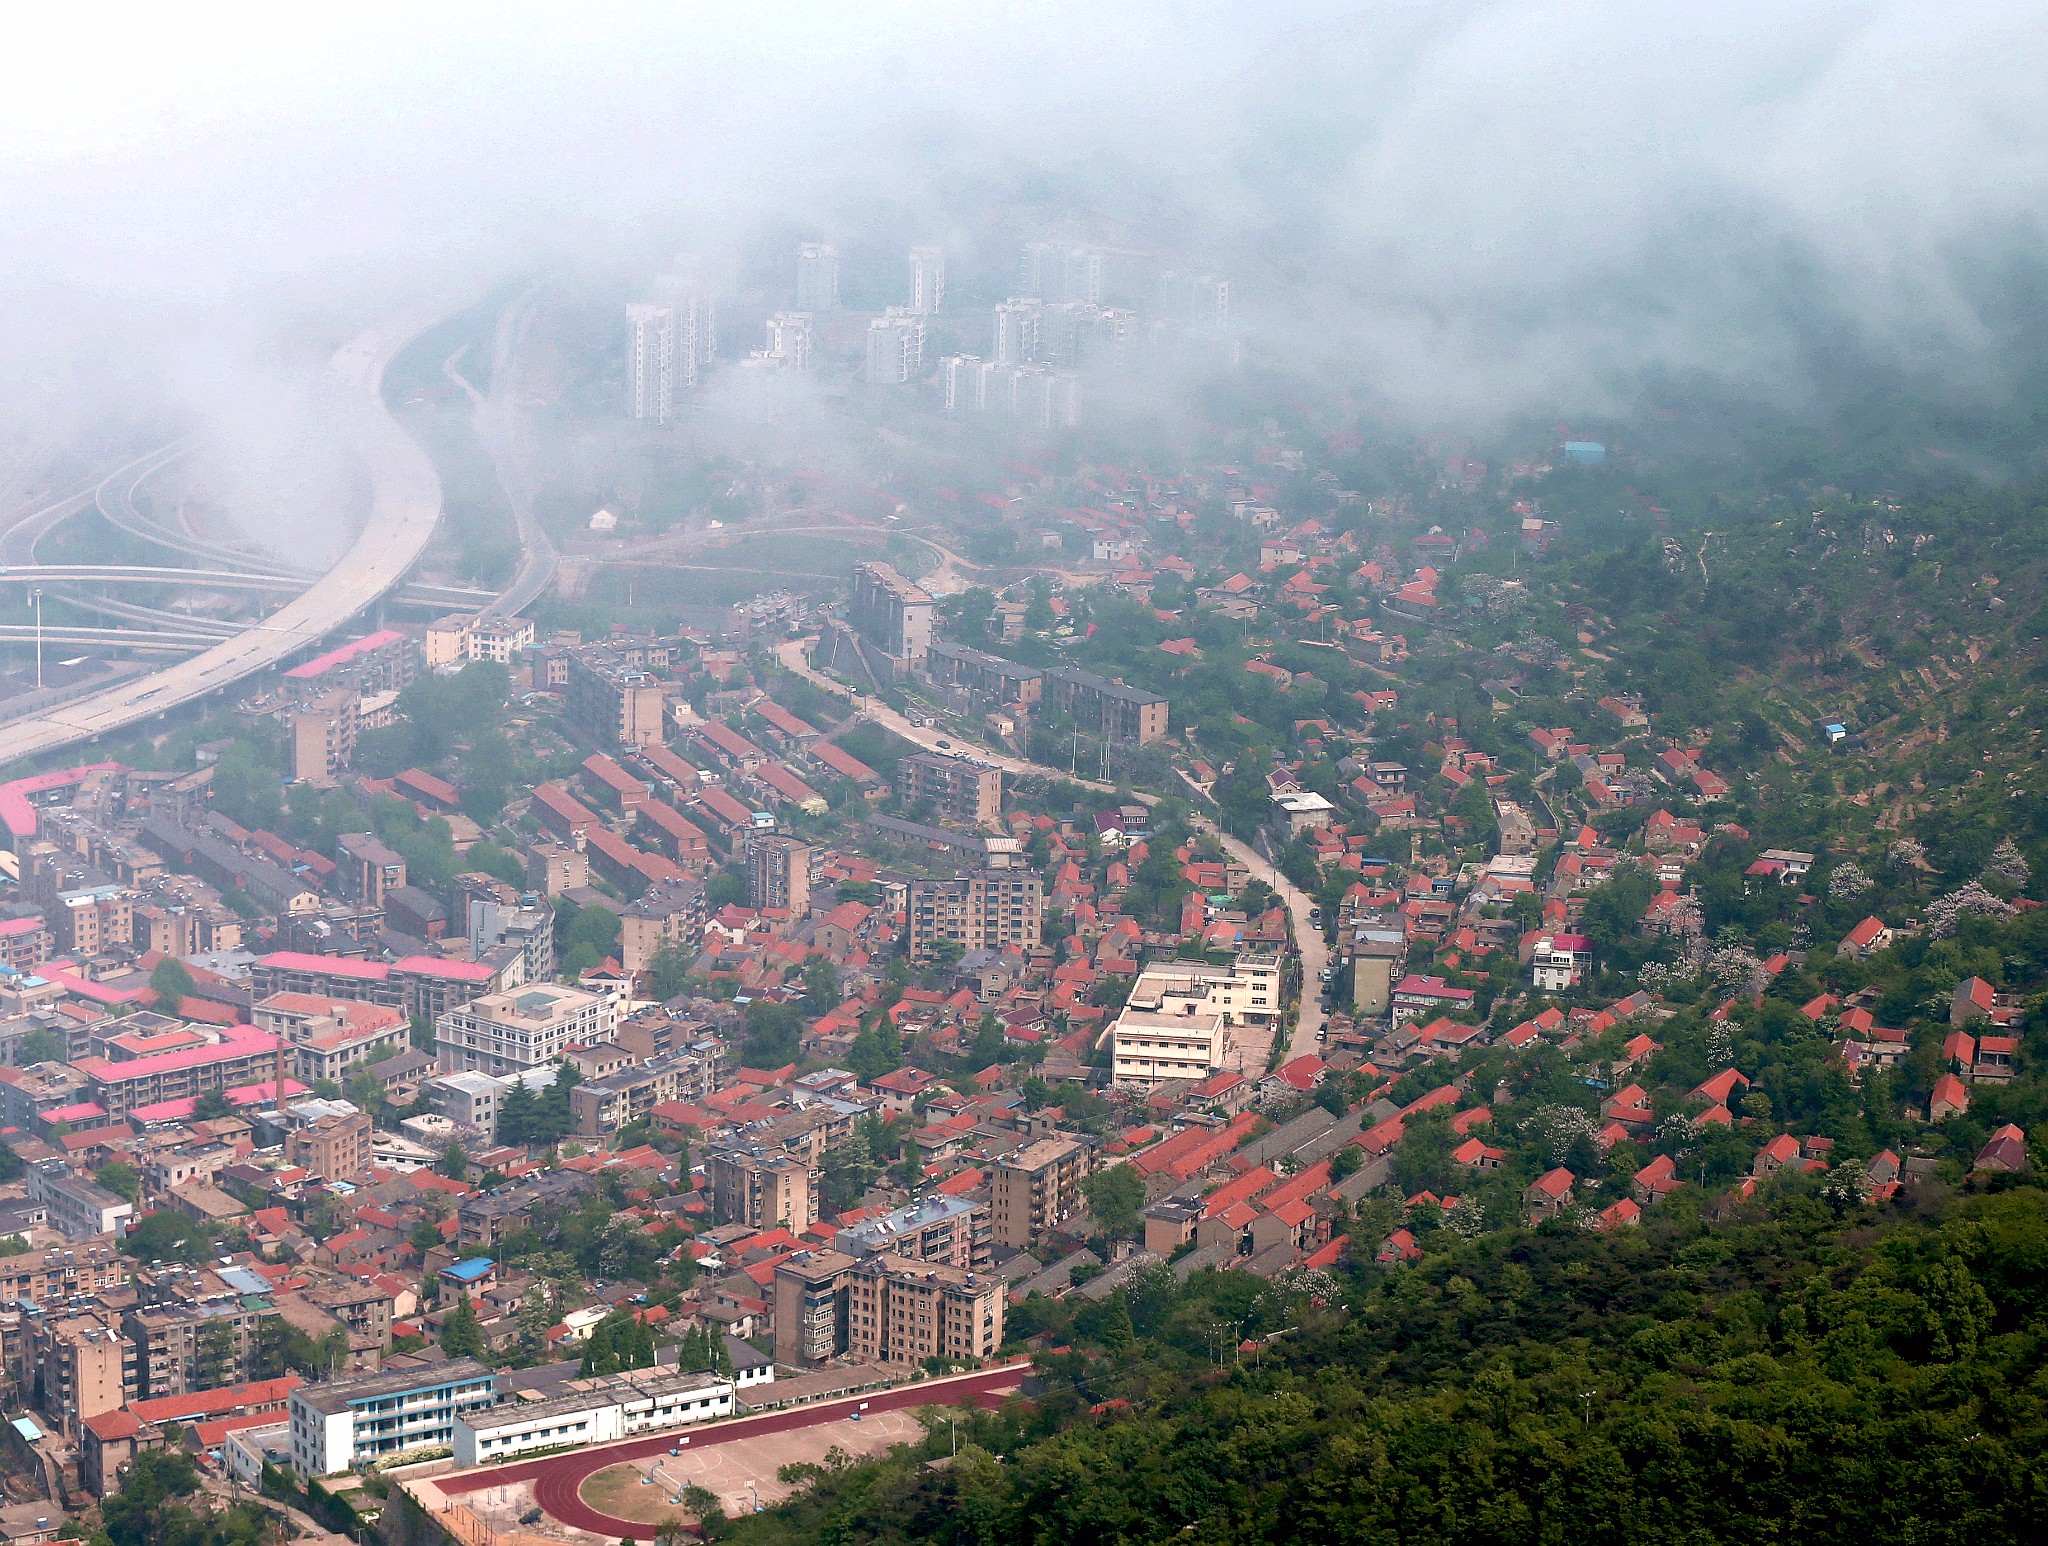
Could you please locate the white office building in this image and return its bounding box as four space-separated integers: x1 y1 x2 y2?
993 299 1043 367
452 1369 737 1468
626 304 674 422
289 1360 497 1475
795 242 840 311
942 355 986 413
1108 951 1284 1090
434 984 617 1077
908 246 945 314
866 308 927 385
755 311 814 372
654 273 718 389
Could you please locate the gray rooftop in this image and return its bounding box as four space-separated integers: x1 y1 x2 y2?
291 1357 496 1416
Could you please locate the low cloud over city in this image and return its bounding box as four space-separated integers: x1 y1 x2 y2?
4 1 2048 450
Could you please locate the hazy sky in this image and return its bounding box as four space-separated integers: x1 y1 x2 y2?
5 1 2048 455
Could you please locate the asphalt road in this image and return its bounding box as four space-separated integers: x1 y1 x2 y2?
0 300 454 765
775 640 1328 1059
435 1363 1027 1538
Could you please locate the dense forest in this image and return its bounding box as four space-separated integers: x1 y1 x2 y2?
721 1175 2048 1546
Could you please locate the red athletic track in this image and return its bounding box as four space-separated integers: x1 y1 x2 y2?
436 1363 1029 1539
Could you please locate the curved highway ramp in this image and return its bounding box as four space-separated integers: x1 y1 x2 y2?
0 302 451 766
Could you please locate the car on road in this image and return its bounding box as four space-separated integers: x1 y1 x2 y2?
936 738 952 748
1308 906 1323 926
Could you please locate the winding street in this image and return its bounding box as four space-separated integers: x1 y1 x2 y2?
773 640 1328 1061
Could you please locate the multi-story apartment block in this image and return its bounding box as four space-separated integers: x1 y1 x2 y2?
435 984 617 1077
836 1194 991 1271
618 879 706 976
73 1021 289 1121
0 914 53 972
287 1359 497 1475
0 1244 125 1306
922 642 1043 706
849 561 935 672
991 1135 1093 1249
284 1106 375 1184
993 298 1043 366
709 1145 817 1233
846 1253 1003 1368
456 1170 598 1249
123 1299 265 1402
906 868 1043 963
908 246 945 314
563 646 667 749
865 308 927 385
283 628 418 697
49 883 133 956
569 1048 720 1138
895 753 1002 829
744 833 811 915
292 690 360 784
463 885 556 987
772 1250 1003 1370
28 1313 136 1437
1044 666 1169 744
653 273 718 389
248 951 499 1026
336 834 407 905
626 302 675 422
795 241 840 311
253 994 410 1086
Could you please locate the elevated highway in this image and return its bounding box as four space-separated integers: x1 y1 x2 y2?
0 299 455 765
0 562 492 613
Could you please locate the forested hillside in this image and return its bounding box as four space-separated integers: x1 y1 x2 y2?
725 1177 2048 1546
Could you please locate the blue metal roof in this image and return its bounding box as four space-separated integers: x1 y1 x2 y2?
443 1257 495 1282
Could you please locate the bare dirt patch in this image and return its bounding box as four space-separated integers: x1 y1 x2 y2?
578 1408 929 1521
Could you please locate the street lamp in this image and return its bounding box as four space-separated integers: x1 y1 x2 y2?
30 587 42 689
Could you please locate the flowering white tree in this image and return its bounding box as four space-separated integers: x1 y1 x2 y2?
1821 1166 1873 1212
1886 837 1927 872
1444 1197 1488 1239
1828 862 1872 899
1925 882 2017 939
1986 837 2031 887
1637 960 1696 993
1524 1104 1603 1164
1706 1022 1735 1068
1706 945 1768 998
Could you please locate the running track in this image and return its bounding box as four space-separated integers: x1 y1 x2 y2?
435 1363 1029 1538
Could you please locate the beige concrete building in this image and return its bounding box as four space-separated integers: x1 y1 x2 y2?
564 646 667 748
991 1135 1092 1249
708 1146 817 1233
773 1249 1003 1369
894 753 1002 829
284 1108 374 1184
906 868 1042 963
30 1314 135 1437
1106 951 1284 1088
744 834 812 915
850 561 935 672
292 691 359 784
